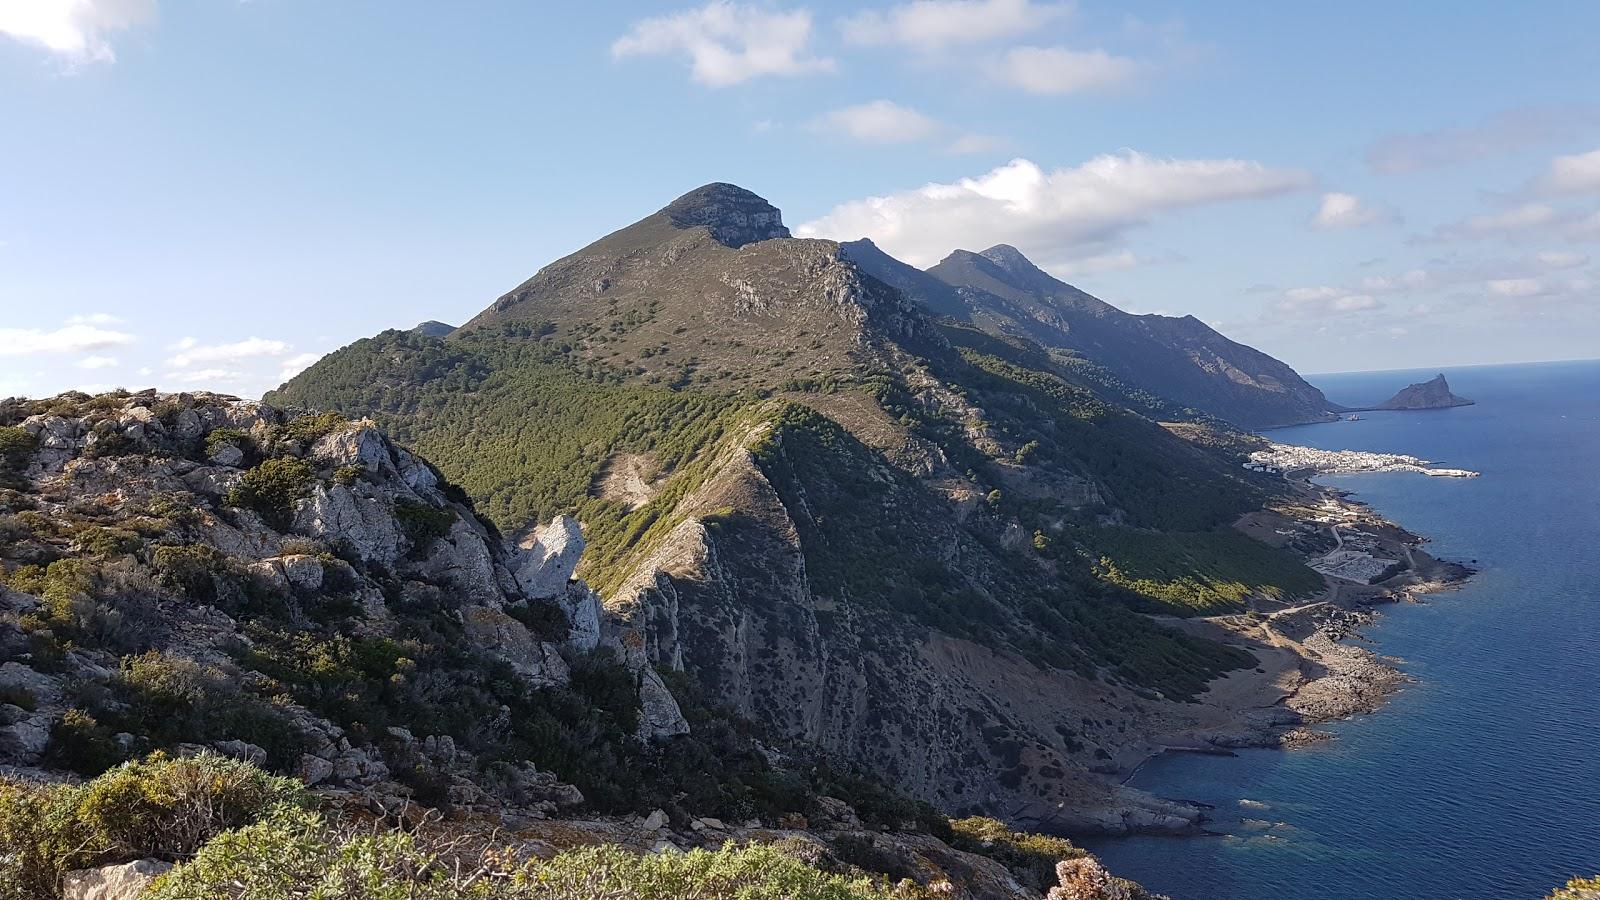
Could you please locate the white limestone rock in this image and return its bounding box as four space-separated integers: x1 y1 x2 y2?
63 859 172 900
512 515 584 599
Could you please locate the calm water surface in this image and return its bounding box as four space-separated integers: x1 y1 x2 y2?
1084 359 1600 900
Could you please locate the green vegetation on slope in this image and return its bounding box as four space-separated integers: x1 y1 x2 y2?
1088 527 1327 615
266 328 748 590
752 405 1255 699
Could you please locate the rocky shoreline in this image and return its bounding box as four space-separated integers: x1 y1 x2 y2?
1091 476 1476 834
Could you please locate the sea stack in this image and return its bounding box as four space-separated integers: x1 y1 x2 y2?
1376 374 1473 410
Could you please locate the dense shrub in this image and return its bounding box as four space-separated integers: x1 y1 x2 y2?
74 525 142 557
276 411 347 445
225 456 314 528
146 807 932 900
44 709 122 775
394 498 456 552
0 425 36 479
152 544 229 601
111 652 307 772
948 816 1084 891
0 753 305 900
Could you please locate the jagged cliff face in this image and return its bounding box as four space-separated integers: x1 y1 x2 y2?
273 183 1323 834
844 239 1336 429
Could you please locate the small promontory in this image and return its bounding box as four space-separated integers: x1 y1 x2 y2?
1374 373 1473 410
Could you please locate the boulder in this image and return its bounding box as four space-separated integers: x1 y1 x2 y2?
212 739 267 766
298 753 335 786
1048 857 1157 900
641 808 669 831
292 484 401 566
278 554 325 592
206 442 245 468
63 859 172 900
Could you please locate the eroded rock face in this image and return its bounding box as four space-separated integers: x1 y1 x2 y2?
511 515 585 599
293 483 403 566
460 607 570 688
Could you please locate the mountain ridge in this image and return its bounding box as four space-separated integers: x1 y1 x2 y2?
270 181 1339 836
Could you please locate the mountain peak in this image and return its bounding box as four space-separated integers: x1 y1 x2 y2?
659 182 789 248
978 243 1037 271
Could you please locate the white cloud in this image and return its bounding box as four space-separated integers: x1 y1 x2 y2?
0 321 135 355
166 337 291 368
987 46 1138 95
161 368 245 390
1358 269 1431 293
66 312 124 325
1486 277 1543 298
1367 106 1600 174
1535 148 1600 196
812 100 939 144
76 355 119 370
1437 202 1569 239
945 133 1009 155
1310 192 1392 230
277 352 322 381
1274 286 1381 317
0 0 156 63
611 1 833 87
1053 248 1138 275
796 153 1310 269
1535 250 1589 269
840 0 1069 51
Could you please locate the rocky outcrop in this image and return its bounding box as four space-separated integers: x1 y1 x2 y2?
660 182 791 248
511 515 584 599
1049 857 1162 900
459 606 569 687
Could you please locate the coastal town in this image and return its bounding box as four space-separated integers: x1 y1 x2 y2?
1245 442 1480 479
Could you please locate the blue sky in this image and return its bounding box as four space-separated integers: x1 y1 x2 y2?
3 0 1599 399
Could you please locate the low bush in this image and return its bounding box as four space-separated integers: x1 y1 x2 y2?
146 808 933 900
276 411 348 446
948 815 1083 891
394 499 456 553
225 457 314 529
151 544 229 601
0 426 36 480
0 753 305 900
44 709 122 776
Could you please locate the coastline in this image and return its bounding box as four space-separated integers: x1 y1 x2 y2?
1094 463 1476 833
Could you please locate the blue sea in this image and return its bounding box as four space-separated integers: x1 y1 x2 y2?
1085 359 1600 900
